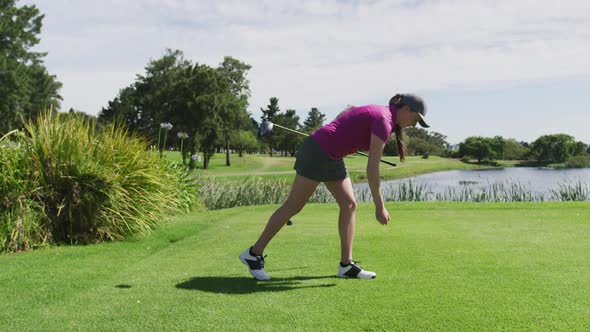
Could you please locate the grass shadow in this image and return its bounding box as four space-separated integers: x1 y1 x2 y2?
115 284 132 289
176 276 336 294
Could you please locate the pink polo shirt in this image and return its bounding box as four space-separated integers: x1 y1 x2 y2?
310 104 396 161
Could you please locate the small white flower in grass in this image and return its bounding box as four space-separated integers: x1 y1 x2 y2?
191 154 198 160
177 132 189 139
160 122 173 130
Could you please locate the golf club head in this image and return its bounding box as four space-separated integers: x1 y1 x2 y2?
257 121 274 137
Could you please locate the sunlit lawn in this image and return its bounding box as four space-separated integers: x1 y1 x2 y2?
165 151 507 182
2 202 589 331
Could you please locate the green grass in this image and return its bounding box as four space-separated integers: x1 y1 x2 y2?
165 152 501 182
2 202 590 330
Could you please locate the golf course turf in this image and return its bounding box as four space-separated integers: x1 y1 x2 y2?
1 202 589 330
166 152 511 182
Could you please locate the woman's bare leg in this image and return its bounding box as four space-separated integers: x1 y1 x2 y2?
324 177 357 264
251 174 319 255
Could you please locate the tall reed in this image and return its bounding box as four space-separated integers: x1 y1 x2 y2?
0 131 47 251
196 177 589 210
551 181 590 201
0 111 197 252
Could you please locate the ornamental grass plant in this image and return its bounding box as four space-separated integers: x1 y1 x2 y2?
0 111 197 252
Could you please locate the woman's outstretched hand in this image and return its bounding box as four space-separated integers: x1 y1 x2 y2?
376 207 391 225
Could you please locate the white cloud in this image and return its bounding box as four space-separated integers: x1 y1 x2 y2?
25 0 590 121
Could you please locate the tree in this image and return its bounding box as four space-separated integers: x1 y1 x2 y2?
217 56 252 166
573 141 587 157
402 127 448 156
24 62 62 117
504 139 530 160
459 137 495 163
260 97 281 156
408 137 432 155
261 97 280 122
490 136 506 160
384 136 400 156
273 109 303 156
136 49 192 147
302 107 325 133
99 49 191 142
233 130 259 157
184 64 228 169
459 136 510 163
65 107 97 122
531 134 578 163
0 1 62 134
99 86 139 128
99 51 252 170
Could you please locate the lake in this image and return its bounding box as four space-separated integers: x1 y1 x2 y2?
352 167 590 201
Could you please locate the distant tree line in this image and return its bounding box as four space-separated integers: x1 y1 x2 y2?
98 50 329 168
456 134 589 165
384 129 588 167
384 127 448 158
259 97 325 157
98 49 256 169
3 2 587 168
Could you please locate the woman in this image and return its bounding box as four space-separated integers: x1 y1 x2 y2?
240 94 429 280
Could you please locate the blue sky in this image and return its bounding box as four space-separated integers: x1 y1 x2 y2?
24 0 590 144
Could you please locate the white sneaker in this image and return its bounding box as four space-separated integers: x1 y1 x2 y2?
239 248 270 281
338 261 377 279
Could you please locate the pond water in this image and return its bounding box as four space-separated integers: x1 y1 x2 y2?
353 167 590 200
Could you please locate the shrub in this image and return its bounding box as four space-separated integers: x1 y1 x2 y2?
0 135 47 251
0 112 197 252
565 155 590 168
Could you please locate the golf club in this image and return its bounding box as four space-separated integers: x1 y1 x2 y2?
258 121 397 167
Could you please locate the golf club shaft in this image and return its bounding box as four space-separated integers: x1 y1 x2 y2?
272 123 307 137
355 151 397 167
271 123 397 167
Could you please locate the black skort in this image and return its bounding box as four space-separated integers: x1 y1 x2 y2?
294 136 349 182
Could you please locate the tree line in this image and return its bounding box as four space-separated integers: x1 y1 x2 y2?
457 134 589 165
2 1 588 168
97 49 330 168
98 49 255 169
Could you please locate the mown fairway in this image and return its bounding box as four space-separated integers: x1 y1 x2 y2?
2 202 589 331
166 152 510 182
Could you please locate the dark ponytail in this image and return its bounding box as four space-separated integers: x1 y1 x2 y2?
395 124 406 162
389 94 407 162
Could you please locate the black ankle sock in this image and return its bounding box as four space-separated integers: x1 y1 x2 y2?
340 262 351 267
